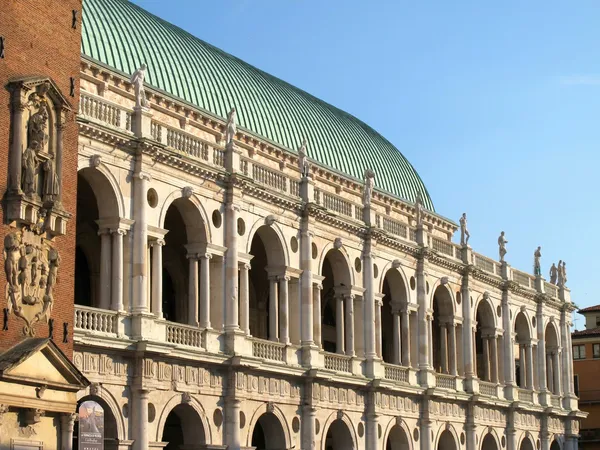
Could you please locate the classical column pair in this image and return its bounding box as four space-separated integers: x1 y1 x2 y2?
518 343 534 389
546 349 562 395
267 274 291 344
97 226 127 311
437 321 457 375
335 293 356 356
391 306 411 366
481 334 499 383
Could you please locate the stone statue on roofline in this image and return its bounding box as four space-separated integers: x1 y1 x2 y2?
497 231 508 262
414 191 424 226
225 107 237 146
130 63 149 109
533 246 541 276
459 213 470 246
557 260 564 287
549 263 558 285
297 139 310 178
562 261 568 286
363 169 375 206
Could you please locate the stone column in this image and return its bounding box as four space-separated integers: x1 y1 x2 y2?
132 169 150 314
279 275 290 345
448 322 457 376
440 322 448 373
269 276 279 341
302 405 316 450
363 246 376 360
417 259 430 370
401 308 411 367
502 290 515 392
225 397 241 450
547 353 554 393
98 228 112 310
313 284 322 348
537 304 547 392
199 254 212 329
187 254 199 326
461 269 475 379
60 413 76 450
300 229 314 346
561 315 574 397
345 294 355 357
519 345 526 387
375 297 383 358
392 307 401 365
490 335 498 383
553 351 562 396
150 239 164 318
428 314 434 370
239 263 250 335
224 203 240 332
336 295 345 354
134 389 149 450
366 411 379 450
111 229 126 312
483 336 490 381
526 344 534 389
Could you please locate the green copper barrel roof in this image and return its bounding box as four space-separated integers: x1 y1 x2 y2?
81 0 434 210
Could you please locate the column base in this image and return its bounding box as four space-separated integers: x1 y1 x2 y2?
504 383 517 401
301 344 323 369
202 328 220 353
464 376 479 394
223 329 251 356
131 311 162 340
365 357 383 379
418 368 436 388
538 390 551 407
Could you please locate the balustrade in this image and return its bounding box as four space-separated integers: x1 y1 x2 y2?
435 373 456 390
383 363 409 383
473 253 496 274
165 322 203 348
518 388 534 403
251 337 286 362
431 236 454 256
79 93 129 130
545 282 559 298
74 305 118 336
381 216 408 238
479 381 497 397
323 352 352 373
513 270 533 288
252 163 288 192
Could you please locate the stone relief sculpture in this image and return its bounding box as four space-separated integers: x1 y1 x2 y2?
130 63 149 108
225 107 237 146
533 246 541 276
4 223 60 336
459 213 470 246
297 139 309 177
363 169 375 206
498 231 508 262
549 263 558 285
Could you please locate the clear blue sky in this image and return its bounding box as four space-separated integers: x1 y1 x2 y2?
133 0 599 328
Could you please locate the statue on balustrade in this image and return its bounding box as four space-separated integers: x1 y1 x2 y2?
533 246 542 276
498 231 508 262
414 191 424 226
130 63 149 109
459 213 470 246
562 261 568 286
549 263 558 285
557 260 564 287
225 107 237 146
297 139 310 177
363 169 375 206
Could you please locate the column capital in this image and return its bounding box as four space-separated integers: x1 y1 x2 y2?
186 252 201 261
278 275 291 282
150 238 165 247
239 261 250 270
200 252 213 260
111 228 128 236
313 282 323 291
97 227 111 236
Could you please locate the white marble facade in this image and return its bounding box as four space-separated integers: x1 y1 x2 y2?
72 58 583 450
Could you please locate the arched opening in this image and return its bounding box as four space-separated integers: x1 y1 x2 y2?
481 433 499 450
381 270 410 365
73 396 119 450
75 169 120 309
320 249 353 355
249 225 286 341
545 323 561 394
437 430 457 450
250 412 286 450
324 419 354 450
514 312 532 389
475 299 498 382
432 286 456 374
550 440 561 450
161 403 206 450
386 424 410 450
519 437 535 450
160 198 208 325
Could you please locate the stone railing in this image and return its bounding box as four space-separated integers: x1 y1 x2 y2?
74 305 118 336
380 216 408 239
251 338 285 363
323 352 352 373
409 228 417 242
315 190 354 218
253 163 288 193
513 270 533 289
545 282 559 299
518 388 534 403
551 395 561 407
289 179 300 197
79 93 131 131
165 126 207 160
383 363 409 383
431 236 455 257
213 148 225 167
479 381 497 397
473 253 496 274
435 373 456 390
165 322 203 348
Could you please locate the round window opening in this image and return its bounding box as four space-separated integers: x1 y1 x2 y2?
357 423 364 438
413 428 419 441
147 188 158 208
237 218 245 236
373 264 379 279
456 292 462 305
410 276 416 290
311 243 318 260
355 257 362 273
497 305 502 317
290 236 299 253
212 210 222 228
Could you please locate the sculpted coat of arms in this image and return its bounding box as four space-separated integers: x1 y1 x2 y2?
4 220 60 336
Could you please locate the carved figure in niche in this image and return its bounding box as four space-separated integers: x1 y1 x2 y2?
4 229 59 336
297 139 309 177
21 146 38 196
549 263 558 285
533 246 542 276
43 159 60 201
459 213 470 246
224 107 237 146
557 260 564 287
498 231 508 262
414 191 424 226
27 106 49 152
130 63 149 108
363 169 375 206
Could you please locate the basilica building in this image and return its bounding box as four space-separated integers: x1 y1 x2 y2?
0 0 584 449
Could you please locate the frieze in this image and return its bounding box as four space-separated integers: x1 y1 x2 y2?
429 400 465 418
473 406 507 425
73 351 127 377
514 412 540 429
548 417 563 433
236 373 299 399
312 383 365 407
142 359 222 388
375 393 419 414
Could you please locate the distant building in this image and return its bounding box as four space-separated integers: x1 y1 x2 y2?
572 306 600 450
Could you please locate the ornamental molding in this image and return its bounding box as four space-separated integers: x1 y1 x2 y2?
312 382 365 409
73 351 127 378
236 373 300 400
142 358 223 389
375 392 419 415
473 405 507 425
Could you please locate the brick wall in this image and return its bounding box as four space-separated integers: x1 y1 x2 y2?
0 1 83 358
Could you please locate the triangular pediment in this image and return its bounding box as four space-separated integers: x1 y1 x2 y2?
0 339 88 391
7 75 73 111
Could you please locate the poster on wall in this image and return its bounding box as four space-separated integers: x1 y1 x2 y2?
79 400 104 450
